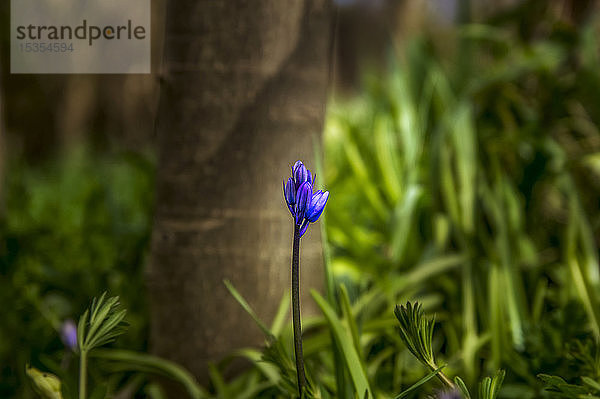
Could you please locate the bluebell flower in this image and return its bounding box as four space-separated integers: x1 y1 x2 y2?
60 319 78 351
283 160 329 237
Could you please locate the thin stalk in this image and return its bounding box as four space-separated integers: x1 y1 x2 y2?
291 224 307 397
79 349 88 399
435 368 455 389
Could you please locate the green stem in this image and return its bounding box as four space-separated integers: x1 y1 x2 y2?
436 369 455 389
79 349 88 399
426 361 454 389
291 224 306 397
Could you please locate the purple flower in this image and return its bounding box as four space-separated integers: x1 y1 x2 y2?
283 160 329 237
60 319 78 351
436 389 462 399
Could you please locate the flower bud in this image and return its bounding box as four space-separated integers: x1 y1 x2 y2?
305 190 329 223
295 181 312 225
26 365 63 399
284 178 296 205
285 160 329 237
294 162 310 187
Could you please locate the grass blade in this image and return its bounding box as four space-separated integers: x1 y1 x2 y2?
394 365 446 399
311 290 371 398
224 279 273 339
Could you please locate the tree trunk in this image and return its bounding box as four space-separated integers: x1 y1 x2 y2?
147 0 331 385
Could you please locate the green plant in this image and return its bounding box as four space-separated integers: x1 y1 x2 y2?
320 6 600 396
537 374 600 398
0 148 155 398
76 293 127 399
394 302 453 389
225 283 451 398
283 160 330 397
12 2 600 398
207 7 600 396
27 293 207 399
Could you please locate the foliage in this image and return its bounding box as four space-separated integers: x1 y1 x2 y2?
204 3 600 398
319 6 600 399
78 293 127 354
223 283 457 398
536 374 592 398
394 302 438 372
0 148 155 398
6 2 600 398
27 293 207 399
77 293 127 399
394 302 453 389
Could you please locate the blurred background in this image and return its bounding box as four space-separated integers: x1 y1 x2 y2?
2 0 600 397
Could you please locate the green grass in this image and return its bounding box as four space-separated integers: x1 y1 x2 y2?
210 6 600 398
0 147 155 398
8 3 600 398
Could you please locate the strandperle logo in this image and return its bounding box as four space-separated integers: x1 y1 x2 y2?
15 20 147 46
11 0 150 74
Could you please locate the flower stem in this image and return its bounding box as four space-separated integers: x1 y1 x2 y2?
291 224 307 397
79 349 88 399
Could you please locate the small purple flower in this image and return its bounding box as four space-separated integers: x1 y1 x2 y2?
283 160 329 237
436 389 462 399
60 319 78 351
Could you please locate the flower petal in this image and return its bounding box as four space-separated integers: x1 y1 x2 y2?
284 177 296 205
294 181 312 224
292 160 304 175
306 190 329 222
294 163 310 187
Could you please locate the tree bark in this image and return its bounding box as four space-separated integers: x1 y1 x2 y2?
147 0 331 384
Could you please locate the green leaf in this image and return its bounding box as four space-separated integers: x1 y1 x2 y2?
454 376 471 399
271 291 290 337
224 279 273 339
339 284 362 361
393 302 435 368
389 185 422 262
394 364 446 399
208 363 228 399
77 309 88 352
232 348 281 384
311 290 371 398
582 376 600 392
538 374 589 397
92 349 207 399
488 370 505 399
78 293 127 353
